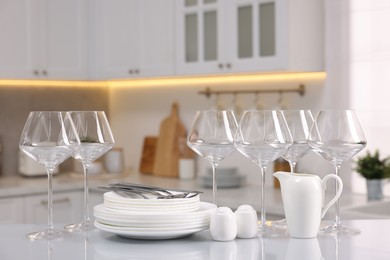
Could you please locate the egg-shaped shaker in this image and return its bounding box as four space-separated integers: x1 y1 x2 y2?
235 205 258 239
210 207 237 241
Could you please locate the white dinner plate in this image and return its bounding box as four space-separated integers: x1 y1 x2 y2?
103 200 200 213
94 221 208 240
93 202 216 222
94 215 209 228
95 220 208 232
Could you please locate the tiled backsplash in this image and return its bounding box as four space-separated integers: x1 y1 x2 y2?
0 86 109 176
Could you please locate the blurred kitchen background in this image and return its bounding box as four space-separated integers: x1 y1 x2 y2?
1 0 390 197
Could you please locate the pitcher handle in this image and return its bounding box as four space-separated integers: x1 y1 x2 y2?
320 174 343 219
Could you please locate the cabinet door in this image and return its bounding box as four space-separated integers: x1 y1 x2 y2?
24 192 83 224
137 0 174 77
226 0 287 72
92 0 174 79
92 0 139 79
0 197 24 224
0 0 39 79
40 0 88 79
176 0 228 75
0 0 88 79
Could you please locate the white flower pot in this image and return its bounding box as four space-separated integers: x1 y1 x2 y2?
366 179 383 201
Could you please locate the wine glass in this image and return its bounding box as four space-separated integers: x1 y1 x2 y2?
19 111 80 240
234 110 292 236
187 110 238 205
65 111 115 232
308 110 367 235
281 110 314 172
273 110 314 228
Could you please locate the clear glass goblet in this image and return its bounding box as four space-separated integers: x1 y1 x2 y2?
281 110 314 172
234 110 292 236
65 111 115 232
308 110 367 235
273 110 314 228
19 111 80 240
187 110 238 205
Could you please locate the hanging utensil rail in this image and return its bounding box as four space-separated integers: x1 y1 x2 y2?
199 84 305 98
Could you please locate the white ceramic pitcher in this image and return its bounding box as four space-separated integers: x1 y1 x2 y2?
273 171 343 238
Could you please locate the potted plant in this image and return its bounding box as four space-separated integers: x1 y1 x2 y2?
355 150 390 200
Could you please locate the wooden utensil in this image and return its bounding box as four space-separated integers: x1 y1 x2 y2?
153 103 192 177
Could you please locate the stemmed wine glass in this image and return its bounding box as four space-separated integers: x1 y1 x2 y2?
273 110 314 228
187 110 238 205
308 110 367 235
281 110 314 172
65 111 115 232
19 111 80 240
234 110 292 236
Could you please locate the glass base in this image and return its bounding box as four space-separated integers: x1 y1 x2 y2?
27 229 67 241
269 218 287 229
258 222 289 238
64 220 94 232
319 223 361 236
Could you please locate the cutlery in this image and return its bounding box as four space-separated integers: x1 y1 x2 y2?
98 182 202 199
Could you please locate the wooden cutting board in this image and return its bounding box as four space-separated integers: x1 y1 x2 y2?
153 103 192 177
139 136 157 174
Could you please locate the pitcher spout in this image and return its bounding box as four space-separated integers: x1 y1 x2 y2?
273 171 292 185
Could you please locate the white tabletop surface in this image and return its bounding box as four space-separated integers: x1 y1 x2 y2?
0 219 389 260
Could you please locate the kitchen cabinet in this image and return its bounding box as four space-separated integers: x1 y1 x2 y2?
175 0 323 75
24 191 83 224
0 0 88 79
0 197 24 224
91 0 175 79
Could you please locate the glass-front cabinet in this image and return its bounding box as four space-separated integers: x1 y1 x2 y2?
175 0 323 75
176 0 227 75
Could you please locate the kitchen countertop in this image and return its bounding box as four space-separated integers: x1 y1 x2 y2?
0 172 387 219
0 219 390 259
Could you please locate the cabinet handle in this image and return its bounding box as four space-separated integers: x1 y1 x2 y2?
128 69 133 74
226 63 231 69
218 63 224 69
134 69 139 74
33 70 39 76
42 70 47 76
40 198 70 205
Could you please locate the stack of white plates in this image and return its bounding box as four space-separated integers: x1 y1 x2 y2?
94 191 216 240
201 167 246 188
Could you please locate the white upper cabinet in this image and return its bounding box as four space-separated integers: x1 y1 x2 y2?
0 0 88 79
175 0 324 76
91 0 174 79
0 0 36 79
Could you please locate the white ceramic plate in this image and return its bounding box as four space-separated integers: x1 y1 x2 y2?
94 221 208 240
202 175 245 188
93 202 216 222
103 200 200 213
94 215 209 228
95 220 208 232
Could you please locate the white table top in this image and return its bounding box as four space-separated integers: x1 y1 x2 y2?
0 219 389 260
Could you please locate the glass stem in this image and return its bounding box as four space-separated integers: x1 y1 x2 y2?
289 161 296 174
46 167 55 234
260 166 267 228
83 164 90 225
334 165 341 228
211 164 217 205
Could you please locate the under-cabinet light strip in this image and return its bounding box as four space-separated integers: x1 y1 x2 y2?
0 71 326 88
